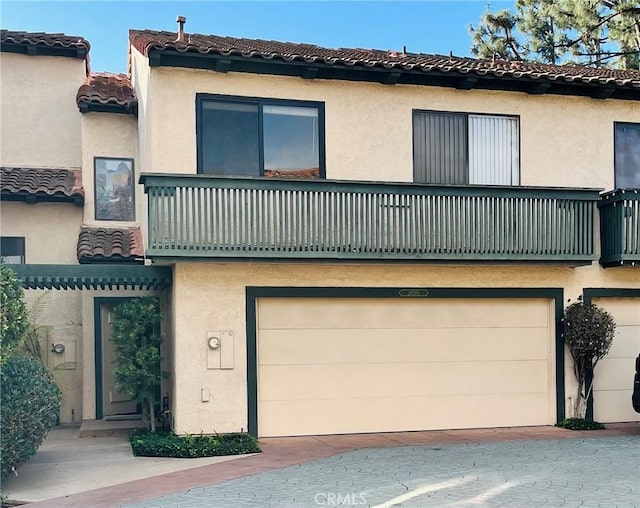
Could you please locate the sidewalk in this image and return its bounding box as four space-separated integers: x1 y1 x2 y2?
2 426 250 505
8 422 640 508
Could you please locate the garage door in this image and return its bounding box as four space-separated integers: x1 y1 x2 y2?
257 297 554 437
593 298 640 423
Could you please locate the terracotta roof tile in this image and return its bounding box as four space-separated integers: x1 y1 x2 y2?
76 72 137 113
77 226 144 263
1 29 90 53
129 29 640 90
0 167 84 203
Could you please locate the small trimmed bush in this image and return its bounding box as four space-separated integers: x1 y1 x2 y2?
557 418 605 431
1 356 62 478
130 430 261 458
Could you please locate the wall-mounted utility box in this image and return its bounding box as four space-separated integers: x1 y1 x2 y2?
206 330 234 370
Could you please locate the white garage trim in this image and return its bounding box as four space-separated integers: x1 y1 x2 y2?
246 287 565 437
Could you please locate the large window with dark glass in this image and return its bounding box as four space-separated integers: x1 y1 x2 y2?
615 122 640 189
197 95 324 179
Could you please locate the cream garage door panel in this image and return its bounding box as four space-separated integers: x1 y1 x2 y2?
259 327 549 365
593 298 640 423
257 297 553 437
260 361 548 400
258 298 549 330
261 394 550 437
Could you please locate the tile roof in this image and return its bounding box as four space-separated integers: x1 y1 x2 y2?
0 167 84 204
1 29 90 55
76 72 137 114
77 226 144 263
129 30 640 90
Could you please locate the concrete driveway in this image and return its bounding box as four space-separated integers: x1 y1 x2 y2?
124 435 640 508
15 423 640 508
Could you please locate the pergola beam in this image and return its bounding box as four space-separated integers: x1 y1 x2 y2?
6 264 172 290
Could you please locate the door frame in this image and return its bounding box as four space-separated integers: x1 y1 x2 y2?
94 296 136 420
246 286 565 436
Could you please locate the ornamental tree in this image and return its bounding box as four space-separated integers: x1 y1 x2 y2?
564 301 616 419
112 297 167 432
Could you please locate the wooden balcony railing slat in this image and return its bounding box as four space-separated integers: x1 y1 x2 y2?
598 190 640 266
141 174 602 263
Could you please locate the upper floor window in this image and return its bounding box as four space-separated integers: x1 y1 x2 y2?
413 111 520 186
197 95 325 179
0 237 25 264
614 122 640 189
94 157 135 222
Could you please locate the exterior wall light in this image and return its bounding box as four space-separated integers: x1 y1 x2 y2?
51 343 66 354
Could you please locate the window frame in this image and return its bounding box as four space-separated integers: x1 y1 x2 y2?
93 156 136 222
412 108 521 186
0 236 25 264
613 121 640 190
196 93 326 179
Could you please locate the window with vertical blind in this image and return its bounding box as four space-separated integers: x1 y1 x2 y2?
413 110 520 186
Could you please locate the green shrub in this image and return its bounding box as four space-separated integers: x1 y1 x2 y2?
112 297 166 432
556 418 605 431
1 356 61 478
0 264 28 363
130 429 261 458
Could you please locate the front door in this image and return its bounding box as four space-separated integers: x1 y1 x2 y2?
101 303 138 417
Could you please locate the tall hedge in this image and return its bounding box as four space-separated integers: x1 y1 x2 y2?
1 356 61 478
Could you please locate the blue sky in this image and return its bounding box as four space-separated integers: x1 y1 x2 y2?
1 1 515 74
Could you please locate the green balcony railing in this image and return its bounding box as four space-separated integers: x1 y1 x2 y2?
140 174 600 264
599 189 640 267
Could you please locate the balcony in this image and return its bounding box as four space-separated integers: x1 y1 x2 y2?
140 174 600 265
599 189 640 267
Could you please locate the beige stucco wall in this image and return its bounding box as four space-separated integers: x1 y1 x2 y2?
170 261 640 434
0 53 85 169
0 201 80 264
0 201 84 422
80 112 142 226
130 49 640 191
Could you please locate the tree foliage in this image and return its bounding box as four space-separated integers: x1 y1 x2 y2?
0 264 28 363
112 297 167 432
470 0 640 69
564 301 616 419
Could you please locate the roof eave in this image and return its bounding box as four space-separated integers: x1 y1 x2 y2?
78 255 144 265
146 48 640 101
1 191 84 206
0 42 87 60
77 100 138 116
